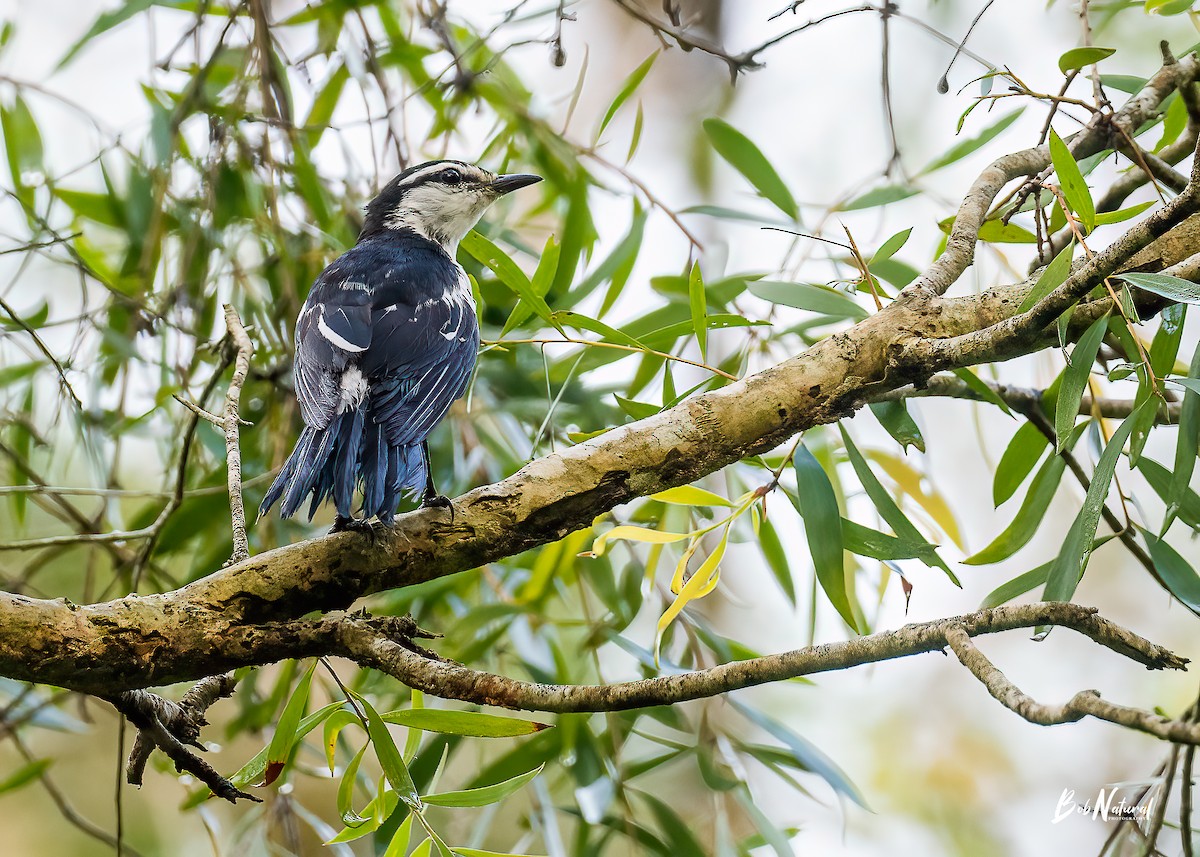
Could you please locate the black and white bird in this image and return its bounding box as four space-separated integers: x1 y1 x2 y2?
259 160 542 531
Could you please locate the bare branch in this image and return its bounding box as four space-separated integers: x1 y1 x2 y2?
221 305 255 565
945 627 1200 744
328 605 1191 732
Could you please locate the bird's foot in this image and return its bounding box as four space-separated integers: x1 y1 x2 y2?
420 493 454 521
330 516 378 542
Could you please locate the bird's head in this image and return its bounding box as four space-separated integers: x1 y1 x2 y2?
362 160 542 253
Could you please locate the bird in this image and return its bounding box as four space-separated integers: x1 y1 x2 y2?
259 160 542 532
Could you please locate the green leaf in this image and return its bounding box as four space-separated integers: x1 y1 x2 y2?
702 118 798 219
1099 75 1146 93
1114 271 1200 304
1092 200 1155 226
183 702 342 808
688 262 707 360
920 109 1024 174
597 52 658 138
868 401 924 453
614 394 660 420
729 699 867 808
58 0 172 68
1049 129 1096 232
980 562 1052 609
966 452 1067 565
871 228 912 265
422 763 544 807
953 367 1014 416
1 95 44 206
1044 402 1152 606
651 485 733 507
381 709 550 738
0 758 51 794
839 427 957 583
351 691 422 809
941 216 1037 244
1018 241 1074 312
748 281 867 319
460 231 558 331
1056 314 1108 450
1141 529 1200 614
793 444 855 630
757 515 796 605
1168 339 1200 530
840 185 918 211
261 660 317 786
993 421 1049 506
504 234 562 334
1058 46 1115 74
1138 457 1200 530
551 310 645 349
304 63 350 148
841 519 941 563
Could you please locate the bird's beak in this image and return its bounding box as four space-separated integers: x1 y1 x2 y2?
490 173 542 195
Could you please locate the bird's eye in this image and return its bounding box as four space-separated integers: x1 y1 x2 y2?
441 168 463 185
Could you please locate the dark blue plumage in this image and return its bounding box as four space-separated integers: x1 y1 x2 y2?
260 233 479 524
260 160 540 528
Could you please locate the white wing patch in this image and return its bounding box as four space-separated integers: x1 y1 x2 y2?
317 311 367 353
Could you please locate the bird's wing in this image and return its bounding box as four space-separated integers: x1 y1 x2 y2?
362 284 479 446
293 273 374 430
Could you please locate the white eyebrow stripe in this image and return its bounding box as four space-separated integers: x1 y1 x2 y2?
317 312 367 353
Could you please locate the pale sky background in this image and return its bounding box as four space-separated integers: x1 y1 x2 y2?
2 1 1200 855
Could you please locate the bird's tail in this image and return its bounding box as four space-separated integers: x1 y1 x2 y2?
259 410 426 522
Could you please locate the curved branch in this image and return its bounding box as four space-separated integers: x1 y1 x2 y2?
945 627 1200 743
329 604 1189 718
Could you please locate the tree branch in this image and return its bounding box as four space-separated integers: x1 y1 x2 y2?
945 627 1200 743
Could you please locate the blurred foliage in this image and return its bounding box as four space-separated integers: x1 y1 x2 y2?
0 0 1199 855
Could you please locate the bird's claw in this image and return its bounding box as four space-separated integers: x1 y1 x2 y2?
330 516 378 543
420 493 454 521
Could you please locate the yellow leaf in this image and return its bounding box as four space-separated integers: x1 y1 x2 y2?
655 529 729 664
863 449 965 550
588 525 688 558
651 485 734 507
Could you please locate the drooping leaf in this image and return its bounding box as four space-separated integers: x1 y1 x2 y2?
261 660 317 786
839 428 957 583
702 118 798 219
688 262 707 360
793 444 855 630
748 281 867 319
1043 402 1152 607
1141 529 1200 614
868 400 925 453
460 230 558 331
1115 271 1200 304
840 185 918 211
1055 314 1108 450
920 109 1024 174
729 699 868 808
1049 129 1096 232
993 421 1050 506
966 452 1067 565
